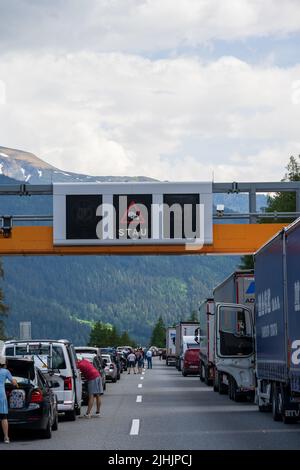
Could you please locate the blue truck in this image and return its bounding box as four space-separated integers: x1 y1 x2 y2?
255 218 300 423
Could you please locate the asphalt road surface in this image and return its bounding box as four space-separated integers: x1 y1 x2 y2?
3 357 300 450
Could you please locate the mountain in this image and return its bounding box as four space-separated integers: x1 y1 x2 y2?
0 146 257 345
0 146 155 183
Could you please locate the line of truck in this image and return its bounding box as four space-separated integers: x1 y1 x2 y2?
166 216 300 424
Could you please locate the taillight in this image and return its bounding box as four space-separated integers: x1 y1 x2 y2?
64 377 73 390
30 389 43 403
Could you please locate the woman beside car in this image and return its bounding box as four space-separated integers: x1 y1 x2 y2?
0 356 18 444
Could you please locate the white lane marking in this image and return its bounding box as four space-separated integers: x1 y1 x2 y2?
142 372 145 375
138 383 143 388
130 419 140 435
140 377 144 380
136 395 142 403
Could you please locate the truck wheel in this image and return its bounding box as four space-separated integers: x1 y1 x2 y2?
228 377 233 400
213 371 219 392
231 379 243 402
199 363 205 383
218 373 227 395
272 384 282 422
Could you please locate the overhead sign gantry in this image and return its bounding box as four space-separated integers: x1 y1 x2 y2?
0 180 298 255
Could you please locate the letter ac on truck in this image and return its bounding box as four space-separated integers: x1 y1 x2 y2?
255 218 300 423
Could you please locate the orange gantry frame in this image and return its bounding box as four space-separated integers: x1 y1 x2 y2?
0 223 286 255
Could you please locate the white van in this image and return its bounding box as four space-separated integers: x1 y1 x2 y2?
3 339 82 421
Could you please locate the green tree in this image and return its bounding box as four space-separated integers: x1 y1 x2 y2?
89 322 113 347
239 255 254 270
264 155 300 222
188 311 198 322
240 155 300 270
150 316 166 348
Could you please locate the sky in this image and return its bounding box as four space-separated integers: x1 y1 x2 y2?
0 0 300 181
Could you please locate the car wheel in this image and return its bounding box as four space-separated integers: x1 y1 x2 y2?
103 382 106 391
41 414 52 439
182 369 187 377
65 408 76 421
75 405 81 416
52 410 58 431
112 377 117 383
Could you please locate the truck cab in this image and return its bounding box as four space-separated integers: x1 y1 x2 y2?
214 303 255 401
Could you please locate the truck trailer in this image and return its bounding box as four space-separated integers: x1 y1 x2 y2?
212 270 255 400
165 327 176 366
255 218 300 423
198 298 215 385
175 322 199 371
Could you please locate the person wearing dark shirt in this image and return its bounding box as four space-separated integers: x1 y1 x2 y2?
77 358 103 418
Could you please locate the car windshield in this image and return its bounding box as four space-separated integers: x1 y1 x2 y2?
13 344 66 370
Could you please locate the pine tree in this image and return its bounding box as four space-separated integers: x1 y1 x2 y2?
150 316 166 348
240 155 300 270
188 311 198 322
264 155 300 222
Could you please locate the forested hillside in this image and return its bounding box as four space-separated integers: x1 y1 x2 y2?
3 255 238 345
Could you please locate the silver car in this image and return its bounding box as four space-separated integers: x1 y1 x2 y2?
102 354 117 383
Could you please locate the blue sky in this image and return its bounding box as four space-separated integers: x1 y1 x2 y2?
0 0 299 181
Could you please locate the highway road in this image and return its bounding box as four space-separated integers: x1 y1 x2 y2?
4 357 300 450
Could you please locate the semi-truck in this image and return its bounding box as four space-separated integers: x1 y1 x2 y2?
198 298 215 385
198 271 256 400
165 327 176 366
175 322 199 370
255 219 300 423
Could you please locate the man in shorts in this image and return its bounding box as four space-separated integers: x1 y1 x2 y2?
77 358 103 418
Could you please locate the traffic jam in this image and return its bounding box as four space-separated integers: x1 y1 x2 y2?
1 216 300 444
0 341 139 440
168 217 300 425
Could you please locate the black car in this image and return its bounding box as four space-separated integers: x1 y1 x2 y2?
5 357 59 439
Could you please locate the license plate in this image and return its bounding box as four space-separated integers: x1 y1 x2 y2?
190 365 198 369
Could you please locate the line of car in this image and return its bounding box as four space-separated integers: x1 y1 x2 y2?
1 339 129 439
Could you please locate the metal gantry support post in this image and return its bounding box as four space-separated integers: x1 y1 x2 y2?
249 184 257 224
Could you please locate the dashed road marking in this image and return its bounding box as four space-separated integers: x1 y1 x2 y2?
138 383 143 388
136 395 142 403
130 419 140 435
141 377 144 380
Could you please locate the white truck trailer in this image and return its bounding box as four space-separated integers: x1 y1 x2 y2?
165 327 176 366
175 322 199 371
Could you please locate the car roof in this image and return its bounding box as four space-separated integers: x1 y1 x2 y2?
5 339 71 345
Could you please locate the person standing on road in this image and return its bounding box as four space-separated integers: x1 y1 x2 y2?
136 349 143 374
0 356 18 443
146 349 153 369
127 351 137 374
77 358 103 418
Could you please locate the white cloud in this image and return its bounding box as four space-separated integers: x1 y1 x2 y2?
1 1 300 53
0 51 300 181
